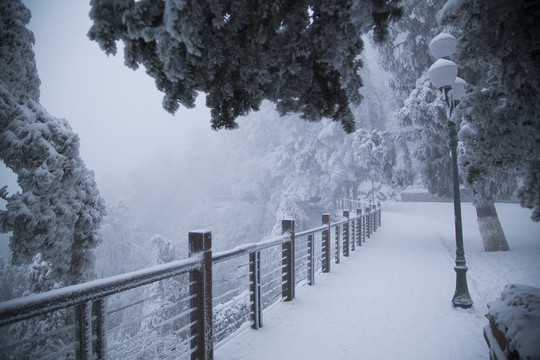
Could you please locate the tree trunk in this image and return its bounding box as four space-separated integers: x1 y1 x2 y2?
475 202 509 252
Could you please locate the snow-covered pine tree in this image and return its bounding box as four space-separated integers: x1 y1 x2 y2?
376 0 518 251
4 254 70 359
440 0 540 221
375 0 446 106
395 73 453 197
0 1 106 287
0 256 25 301
88 0 402 133
397 72 514 251
439 0 540 247
371 0 447 191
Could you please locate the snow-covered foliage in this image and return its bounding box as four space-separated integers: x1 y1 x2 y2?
88 0 401 132
0 257 25 301
213 290 251 342
94 97 399 273
395 73 513 251
486 284 540 360
0 0 106 288
140 235 186 335
3 254 71 360
95 199 147 277
0 1 40 103
372 0 449 192
0 98 106 285
440 0 540 221
395 73 453 197
374 0 446 105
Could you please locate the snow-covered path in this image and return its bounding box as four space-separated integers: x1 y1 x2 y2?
215 202 540 360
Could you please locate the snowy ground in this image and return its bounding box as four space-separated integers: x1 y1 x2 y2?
215 202 540 360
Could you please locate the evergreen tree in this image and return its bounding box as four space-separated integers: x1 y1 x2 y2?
440 0 540 223
0 1 106 287
376 0 446 105
370 0 447 191
395 73 453 197
88 0 401 133
0 256 25 301
4 254 70 359
376 0 519 251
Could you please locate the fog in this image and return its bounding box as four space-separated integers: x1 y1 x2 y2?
23 1 218 179
0 0 221 255
0 0 394 270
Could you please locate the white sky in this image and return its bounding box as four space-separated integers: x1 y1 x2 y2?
9 0 214 182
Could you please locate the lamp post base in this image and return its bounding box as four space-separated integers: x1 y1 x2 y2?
452 265 474 308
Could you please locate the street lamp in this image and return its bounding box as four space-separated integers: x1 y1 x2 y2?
428 32 474 309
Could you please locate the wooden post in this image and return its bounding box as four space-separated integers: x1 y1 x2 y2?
356 208 362 247
343 211 350 257
75 302 92 360
361 205 366 243
366 206 372 239
372 204 377 232
282 220 295 301
308 234 315 285
335 224 340 264
378 201 382 228
93 299 106 359
322 214 331 273
250 251 262 329
189 231 213 360
351 212 356 252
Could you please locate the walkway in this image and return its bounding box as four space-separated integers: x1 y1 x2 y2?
214 202 540 360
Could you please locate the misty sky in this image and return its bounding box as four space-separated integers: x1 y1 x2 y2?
0 0 214 190
0 1 222 254
0 1 385 190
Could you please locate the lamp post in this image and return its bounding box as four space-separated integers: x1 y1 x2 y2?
428 32 473 309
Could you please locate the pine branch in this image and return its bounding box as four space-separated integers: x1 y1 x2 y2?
0 186 8 201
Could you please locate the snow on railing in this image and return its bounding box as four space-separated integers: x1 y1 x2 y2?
0 202 382 359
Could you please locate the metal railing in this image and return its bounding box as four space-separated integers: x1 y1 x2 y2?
0 202 382 359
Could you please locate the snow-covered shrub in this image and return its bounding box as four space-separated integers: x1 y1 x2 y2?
486 284 540 360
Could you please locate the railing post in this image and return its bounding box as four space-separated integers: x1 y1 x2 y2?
282 219 295 302
356 208 362 247
372 204 377 232
308 234 315 285
360 205 366 242
350 211 356 252
75 302 92 360
322 214 331 273
75 299 106 359
366 205 372 239
378 201 382 228
343 211 350 257
335 223 340 264
250 251 262 329
93 299 106 359
189 231 213 360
